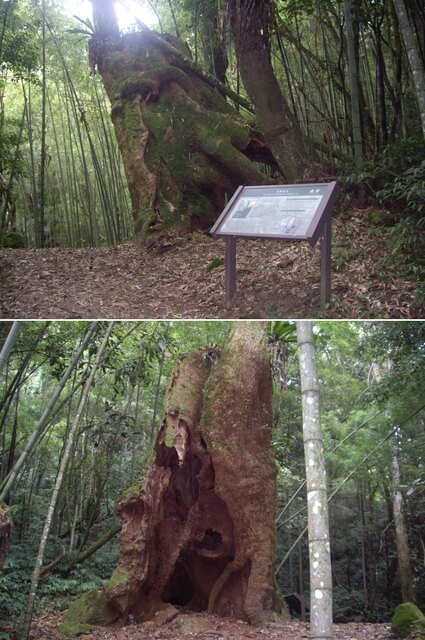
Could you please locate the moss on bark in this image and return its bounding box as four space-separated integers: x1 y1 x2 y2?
57 622 92 637
90 31 276 245
63 589 119 626
392 603 425 638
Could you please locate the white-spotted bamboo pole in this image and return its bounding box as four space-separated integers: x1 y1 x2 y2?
392 440 416 602
297 321 332 640
20 322 115 640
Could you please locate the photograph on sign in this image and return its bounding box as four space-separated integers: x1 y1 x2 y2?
211 183 338 242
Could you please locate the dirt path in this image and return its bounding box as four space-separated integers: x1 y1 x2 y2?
2 609 392 640
1 209 422 319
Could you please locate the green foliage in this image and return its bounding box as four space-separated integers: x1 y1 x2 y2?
0 116 25 174
206 257 224 272
340 137 425 286
0 1 41 79
333 587 394 623
0 538 118 620
340 137 425 209
386 162 425 212
0 563 29 618
268 321 297 343
376 151 425 282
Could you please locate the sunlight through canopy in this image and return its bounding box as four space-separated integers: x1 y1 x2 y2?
62 0 158 30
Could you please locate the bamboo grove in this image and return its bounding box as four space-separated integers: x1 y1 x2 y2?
0 0 424 250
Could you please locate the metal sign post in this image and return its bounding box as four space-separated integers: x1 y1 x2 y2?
320 218 332 310
211 182 340 311
225 237 237 304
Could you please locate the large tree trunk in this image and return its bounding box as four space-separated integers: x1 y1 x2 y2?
89 21 277 245
64 324 283 626
227 0 307 181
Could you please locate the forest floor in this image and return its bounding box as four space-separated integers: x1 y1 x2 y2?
2 609 394 640
1 208 423 319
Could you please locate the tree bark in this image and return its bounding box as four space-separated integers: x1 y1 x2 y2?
0 503 11 570
0 321 21 376
391 441 416 603
393 0 425 139
89 24 276 245
39 0 46 248
297 321 332 640
344 0 363 169
63 324 283 627
62 522 121 575
90 0 120 38
228 0 307 181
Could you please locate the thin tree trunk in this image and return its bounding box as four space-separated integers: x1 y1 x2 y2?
0 321 21 376
6 389 20 477
39 0 47 247
297 321 332 640
391 440 416 602
0 502 11 570
0 322 98 503
393 0 425 138
344 0 363 168
90 0 120 37
63 522 121 573
228 0 307 180
20 322 114 640
149 327 170 443
375 23 389 147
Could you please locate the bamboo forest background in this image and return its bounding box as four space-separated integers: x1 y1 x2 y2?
0 321 424 623
0 0 424 257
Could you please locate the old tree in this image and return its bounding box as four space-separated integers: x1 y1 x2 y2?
88 0 299 244
64 323 283 626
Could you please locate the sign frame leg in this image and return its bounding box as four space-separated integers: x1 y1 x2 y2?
225 236 237 304
320 218 331 311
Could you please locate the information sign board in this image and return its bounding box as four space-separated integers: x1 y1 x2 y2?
210 182 340 310
211 182 339 245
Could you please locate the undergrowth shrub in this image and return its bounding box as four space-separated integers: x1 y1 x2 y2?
339 136 425 297
0 536 118 622
333 586 395 623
